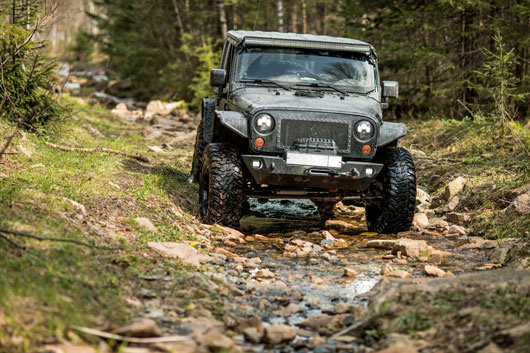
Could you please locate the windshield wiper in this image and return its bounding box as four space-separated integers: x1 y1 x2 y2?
295 82 348 96
241 79 291 91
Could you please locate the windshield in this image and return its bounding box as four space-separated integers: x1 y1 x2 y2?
236 47 376 93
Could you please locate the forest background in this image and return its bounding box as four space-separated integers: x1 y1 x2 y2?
79 0 530 122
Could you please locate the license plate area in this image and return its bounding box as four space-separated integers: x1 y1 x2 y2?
285 152 342 168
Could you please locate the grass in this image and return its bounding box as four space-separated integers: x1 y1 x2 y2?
402 117 530 241
0 97 206 352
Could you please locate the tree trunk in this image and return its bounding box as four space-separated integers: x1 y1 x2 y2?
277 0 284 32
301 0 307 33
171 0 185 34
218 0 227 39
291 0 298 32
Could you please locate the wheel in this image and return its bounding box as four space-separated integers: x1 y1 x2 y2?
190 119 206 182
199 143 244 227
365 147 416 234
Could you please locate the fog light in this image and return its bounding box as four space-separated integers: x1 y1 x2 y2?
255 137 265 148
362 144 372 154
251 159 262 170
366 167 374 177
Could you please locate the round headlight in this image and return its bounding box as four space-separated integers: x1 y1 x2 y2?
354 120 374 140
255 114 274 133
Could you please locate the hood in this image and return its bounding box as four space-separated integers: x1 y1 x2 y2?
229 86 382 122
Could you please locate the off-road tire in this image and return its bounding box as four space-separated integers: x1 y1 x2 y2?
199 143 243 227
365 147 416 234
191 119 206 182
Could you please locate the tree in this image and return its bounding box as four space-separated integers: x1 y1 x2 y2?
474 30 527 132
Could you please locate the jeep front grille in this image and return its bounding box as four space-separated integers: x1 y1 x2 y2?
277 117 351 153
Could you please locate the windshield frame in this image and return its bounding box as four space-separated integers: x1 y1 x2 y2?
234 45 379 94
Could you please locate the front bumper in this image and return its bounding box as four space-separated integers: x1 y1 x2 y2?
242 154 383 191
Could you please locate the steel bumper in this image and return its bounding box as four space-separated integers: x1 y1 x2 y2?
242 155 383 191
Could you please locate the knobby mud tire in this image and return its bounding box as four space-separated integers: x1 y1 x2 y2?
366 147 416 234
191 119 206 182
199 143 243 227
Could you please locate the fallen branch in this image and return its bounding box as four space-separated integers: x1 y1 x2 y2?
0 233 40 257
74 326 192 344
0 228 121 251
45 142 149 163
0 130 18 161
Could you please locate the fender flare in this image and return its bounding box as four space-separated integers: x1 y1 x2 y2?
376 122 407 147
216 110 248 138
202 98 216 144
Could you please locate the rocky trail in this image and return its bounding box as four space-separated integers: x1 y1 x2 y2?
20 73 528 352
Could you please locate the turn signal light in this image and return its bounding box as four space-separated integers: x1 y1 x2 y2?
362 144 372 154
254 137 265 148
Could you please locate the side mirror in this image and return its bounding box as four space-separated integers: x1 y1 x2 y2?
382 81 399 99
210 69 227 87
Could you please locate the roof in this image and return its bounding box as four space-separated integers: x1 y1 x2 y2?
227 31 374 55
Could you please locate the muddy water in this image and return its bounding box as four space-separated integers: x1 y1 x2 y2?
224 199 488 352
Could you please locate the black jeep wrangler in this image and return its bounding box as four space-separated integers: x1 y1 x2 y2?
190 31 416 233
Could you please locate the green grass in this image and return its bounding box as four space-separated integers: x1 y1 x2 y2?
403 117 530 240
0 97 201 352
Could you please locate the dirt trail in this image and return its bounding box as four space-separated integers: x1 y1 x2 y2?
32 100 528 353
193 199 497 352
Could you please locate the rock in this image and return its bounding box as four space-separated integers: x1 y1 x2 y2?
144 131 163 140
214 248 245 263
428 217 449 229
416 188 431 213
416 187 430 205
424 265 447 277
63 197 88 217
135 217 157 232
309 336 327 347
147 242 199 266
489 244 518 265
445 212 470 224
391 238 430 258
413 213 429 228
444 176 466 201
297 314 333 331
335 239 348 247
325 220 357 233
265 324 296 345
381 263 394 275
198 329 235 352
366 239 398 250
444 196 460 212
321 230 337 241
342 267 358 278
146 100 166 114
115 318 161 337
447 224 467 236
376 342 418 353
458 236 498 250
385 269 411 279
272 303 300 317
332 303 355 314
506 190 530 215
243 327 263 343
255 269 275 279
217 225 245 239
147 145 164 153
